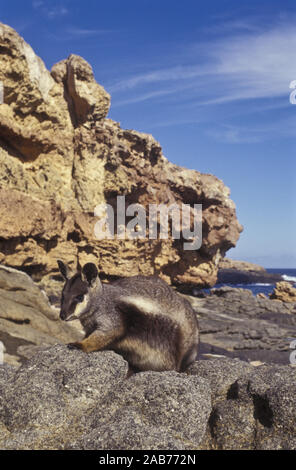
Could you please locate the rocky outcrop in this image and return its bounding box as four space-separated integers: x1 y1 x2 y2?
0 345 212 450
217 260 282 285
270 281 296 303
190 286 296 364
51 54 111 125
0 345 295 450
0 22 242 293
219 258 265 272
193 358 296 450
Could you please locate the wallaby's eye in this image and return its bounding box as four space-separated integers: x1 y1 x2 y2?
75 294 84 303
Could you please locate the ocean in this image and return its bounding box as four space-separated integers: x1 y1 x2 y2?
213 268 296 297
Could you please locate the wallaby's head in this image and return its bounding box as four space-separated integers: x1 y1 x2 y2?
57 260 102 321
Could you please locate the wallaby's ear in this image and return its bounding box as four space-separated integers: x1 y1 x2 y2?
81 263 101 289
57 260 72 281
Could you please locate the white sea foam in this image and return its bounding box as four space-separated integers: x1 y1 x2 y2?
282 274 296 283
254 283 272 286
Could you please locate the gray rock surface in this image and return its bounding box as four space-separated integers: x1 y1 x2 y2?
217 268 282 285
0 345 295 450
68 409 187 450
0 265 82 366
189 357 296 450
189 286 296 364
188 357 253 404
0 345 211 450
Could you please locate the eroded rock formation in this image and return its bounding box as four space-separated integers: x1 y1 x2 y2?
0 22 242 293
217 258 282 285
270 281 296 303
190 286 296 364
219 258 265 272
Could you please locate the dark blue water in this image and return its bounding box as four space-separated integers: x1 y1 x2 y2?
213 268 296 297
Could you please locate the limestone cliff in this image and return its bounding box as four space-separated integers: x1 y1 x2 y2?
0 23 242 293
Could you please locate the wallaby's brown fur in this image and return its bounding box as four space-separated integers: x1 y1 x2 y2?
58 260 199 372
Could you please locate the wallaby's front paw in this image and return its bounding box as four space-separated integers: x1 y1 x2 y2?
67 342 82 350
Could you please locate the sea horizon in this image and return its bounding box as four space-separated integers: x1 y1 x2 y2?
213 267 296 297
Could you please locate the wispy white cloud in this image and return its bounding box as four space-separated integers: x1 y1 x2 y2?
108 66 210 93
32 1 68 19
208 19 261 34
207 124 264 144
148 117 205 129
65 27 114 37
109 17 296 107
111 80 204 107
207 114 296 144
112 89 178 107
46 7 68 19
107 16 296 143
206 22 296 103
49 27 116 42
32 0 44 8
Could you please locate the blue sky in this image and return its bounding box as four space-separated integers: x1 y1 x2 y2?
1 0 296 267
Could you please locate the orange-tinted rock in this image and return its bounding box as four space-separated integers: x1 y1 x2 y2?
270 281 296 303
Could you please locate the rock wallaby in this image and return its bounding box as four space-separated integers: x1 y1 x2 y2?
58 260 199 372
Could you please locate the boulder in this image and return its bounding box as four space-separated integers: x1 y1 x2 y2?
51 54 111 124
0 347 295 450
0 345 211 450
188 357 252 405
219 258 265 272
230 365 296 449
270 281 296 303
0 264 81 366
217 258 284 285
189 358 296 450
217 268 282 285
189 286 296 364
